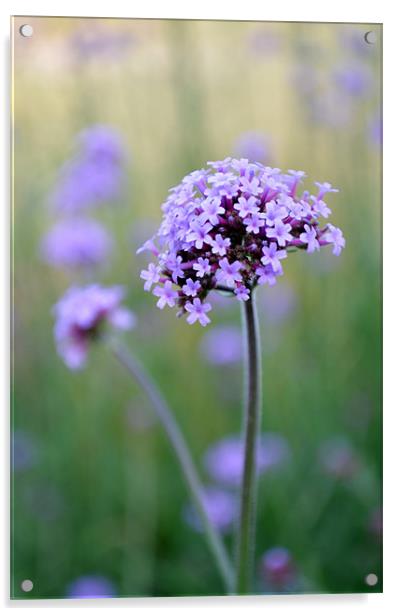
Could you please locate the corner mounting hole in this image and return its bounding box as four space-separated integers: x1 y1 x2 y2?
365 573 378 586
21 579 33 592
19 24 33 38
364 31 376 45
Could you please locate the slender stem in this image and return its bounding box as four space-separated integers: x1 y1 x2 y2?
108 338 234 593
235 291 262 594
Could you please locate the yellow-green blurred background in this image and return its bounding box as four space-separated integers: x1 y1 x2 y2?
12 17 382 598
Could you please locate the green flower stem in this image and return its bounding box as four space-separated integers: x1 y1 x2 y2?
236 291 262 594
108 338 234 593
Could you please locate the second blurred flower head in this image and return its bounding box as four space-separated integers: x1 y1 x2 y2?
53 284 135 370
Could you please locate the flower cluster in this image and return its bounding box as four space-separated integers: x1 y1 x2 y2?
139 158 345 326
53 285 135 370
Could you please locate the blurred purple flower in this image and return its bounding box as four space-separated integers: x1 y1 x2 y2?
261 547 297 590
233 132 272 163
66 575 116 598
200 325 242 365
53 284 135 370
204 433 290 487
12 430 39 472
78 125 125 164
318 436 359 479
259 282 297 325
333 64 372 97
41 218 112 269
51 126 125 214
183 486 238 534
339 27 374 57
248 29 281 56
70 24 135 63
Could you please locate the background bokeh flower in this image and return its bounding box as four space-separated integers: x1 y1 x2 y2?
260 547 297 591
66 575 117 598
50 125 126 214
40 218 113 269
204 433 290 487
183 487 238 534
53 285 135 369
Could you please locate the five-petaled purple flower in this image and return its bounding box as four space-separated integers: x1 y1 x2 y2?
182 278 201 297
324 224 346 256
299 224 320 253
139 158 344 326
193 257 211 278
216 258 243 287
153 280 179 309
53 285 135 370
210 234 231 256
185 298 212 326
140 262 161 291
261 242 287 273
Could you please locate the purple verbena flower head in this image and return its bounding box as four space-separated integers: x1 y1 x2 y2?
66 575 116 598
140 159 344 326
40 218 112 269
51 125 125 214
183 486 238 534
53 284 135 370
204 433 290 487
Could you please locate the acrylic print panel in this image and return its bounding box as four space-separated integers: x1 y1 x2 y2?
11 16 382 599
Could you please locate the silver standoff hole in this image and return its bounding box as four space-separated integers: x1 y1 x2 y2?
365 573 378 586
19 24 33 38
21 579 34 592
364 31 376 45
